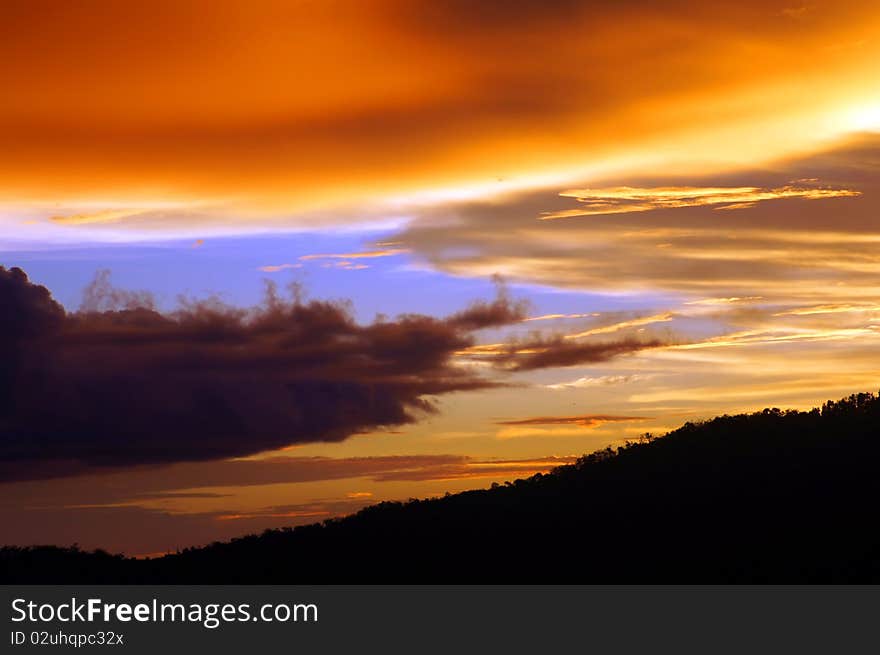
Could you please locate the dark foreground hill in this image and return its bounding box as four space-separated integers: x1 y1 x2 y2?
4 392 880 583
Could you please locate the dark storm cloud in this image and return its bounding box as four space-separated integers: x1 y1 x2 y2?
0 267 526 481
2 267 634 482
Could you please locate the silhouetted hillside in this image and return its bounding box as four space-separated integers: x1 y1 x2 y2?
4 391 880 583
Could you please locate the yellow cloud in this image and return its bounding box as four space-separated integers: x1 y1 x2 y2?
545 374 649 390
540 185 860 220
774 303 880 316
564 313 675 340
50 209 145 225
495 415 650 439
685 297 764 306
670 326 880 350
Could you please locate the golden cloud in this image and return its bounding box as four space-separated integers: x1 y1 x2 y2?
540 185 861 220
774 303 880 316
49 209 145 225
685 297 764 306
563 313 675 340
395 136 880 300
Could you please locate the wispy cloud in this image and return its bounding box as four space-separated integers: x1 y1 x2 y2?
669 326 880 350
494 415 651 439
457 337 665 371
545 374 650 390
299 248 409 261
684 296 764 306
370 455 578 481
496 414 650 427
523 312 599 322
774 303 880 316
294 248 409 271
320 261 369 270
455 312 675 368
258 263 303 272
49 209 147 225
540 185 860 220
563 312 674 340
216 509 330 522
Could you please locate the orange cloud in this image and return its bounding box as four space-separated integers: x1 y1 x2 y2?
370 456 578 481
299 248 409 261
1 1 879 228
496 415 650 428
293 248 409 271
215 510 329 522
258 263 302 273
321 261 369 270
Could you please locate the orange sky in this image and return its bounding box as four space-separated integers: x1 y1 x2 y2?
3 1 880 555
1 0 879 215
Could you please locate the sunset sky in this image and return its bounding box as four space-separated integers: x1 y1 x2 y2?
3 0 880 555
